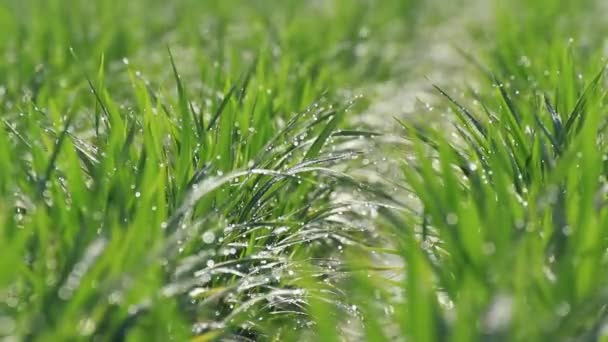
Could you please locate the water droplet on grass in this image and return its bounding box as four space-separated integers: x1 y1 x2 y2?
446 213 458 225
202 231 215 244
556 302 570 317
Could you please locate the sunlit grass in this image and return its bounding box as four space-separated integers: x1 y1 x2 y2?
1 0 607 341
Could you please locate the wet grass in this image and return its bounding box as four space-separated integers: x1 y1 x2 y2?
1 0 608 341
325 1 608 341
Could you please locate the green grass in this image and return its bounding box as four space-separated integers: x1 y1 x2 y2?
1 0 608 341
325 1 608 341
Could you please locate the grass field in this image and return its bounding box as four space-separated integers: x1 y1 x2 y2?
1 0 608 341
